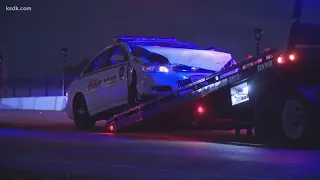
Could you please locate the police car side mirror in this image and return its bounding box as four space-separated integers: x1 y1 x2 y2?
132 51 141 57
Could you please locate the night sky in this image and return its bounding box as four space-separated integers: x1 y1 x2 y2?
1 0 319 79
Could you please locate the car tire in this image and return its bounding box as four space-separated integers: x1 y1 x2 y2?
73 94 96 130
254 91 316 147
128 70 142 107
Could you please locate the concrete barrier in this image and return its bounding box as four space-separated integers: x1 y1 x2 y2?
55 96 67 111
0 96 66 111
18 97 36 110
0 98 20 109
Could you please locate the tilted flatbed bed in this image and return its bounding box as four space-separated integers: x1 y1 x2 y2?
105 49 275 132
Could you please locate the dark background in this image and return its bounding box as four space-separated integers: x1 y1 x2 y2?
0 0 318 79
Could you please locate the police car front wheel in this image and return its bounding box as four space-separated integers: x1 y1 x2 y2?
128 83 142 106
73 95 96 129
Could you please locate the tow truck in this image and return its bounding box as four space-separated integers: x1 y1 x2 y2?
100 0 320 146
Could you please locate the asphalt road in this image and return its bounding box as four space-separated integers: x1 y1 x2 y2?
0 110 320 180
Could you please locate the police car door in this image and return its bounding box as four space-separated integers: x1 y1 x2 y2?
81 48 113 112
105 44 129 106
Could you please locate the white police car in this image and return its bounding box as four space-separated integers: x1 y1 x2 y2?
66 36 235 129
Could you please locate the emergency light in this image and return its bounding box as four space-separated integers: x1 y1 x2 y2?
113 36 177 42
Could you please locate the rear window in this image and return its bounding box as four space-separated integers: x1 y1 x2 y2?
300 0 320 25
287 0 320 48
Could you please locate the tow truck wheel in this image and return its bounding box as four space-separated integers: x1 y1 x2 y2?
255 91 313 146
128 70 142 106
282 99 307 140
73 95 96 130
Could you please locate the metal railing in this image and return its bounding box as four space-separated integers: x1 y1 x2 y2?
0 74 79 98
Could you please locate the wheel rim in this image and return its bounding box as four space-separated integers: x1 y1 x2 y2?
129 84 142 105
282 99 307 140
134 92 142 104
76 103 86 118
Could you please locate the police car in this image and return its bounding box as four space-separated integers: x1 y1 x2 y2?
66 36 235 129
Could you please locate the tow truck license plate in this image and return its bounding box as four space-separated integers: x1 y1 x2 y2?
257 60 272 71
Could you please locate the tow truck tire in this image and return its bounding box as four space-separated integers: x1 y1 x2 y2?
255 91 315 147
73 94 96 130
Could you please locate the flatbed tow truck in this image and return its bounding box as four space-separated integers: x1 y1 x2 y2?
104 0 320 146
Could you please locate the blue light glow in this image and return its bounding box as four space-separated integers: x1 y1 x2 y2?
114 36 177 42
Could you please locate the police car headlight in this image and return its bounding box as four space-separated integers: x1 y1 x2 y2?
142 63 169 73
222 59 237 70
159 66 169 72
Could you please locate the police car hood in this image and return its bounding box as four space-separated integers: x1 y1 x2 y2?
139 46 232 72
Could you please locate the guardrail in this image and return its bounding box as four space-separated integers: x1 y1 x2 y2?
0 74 78 98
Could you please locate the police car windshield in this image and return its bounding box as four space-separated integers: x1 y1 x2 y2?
128 41 201 51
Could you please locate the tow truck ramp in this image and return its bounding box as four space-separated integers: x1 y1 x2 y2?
105 49 277 133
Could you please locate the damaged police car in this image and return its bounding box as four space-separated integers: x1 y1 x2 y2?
66 36 236 129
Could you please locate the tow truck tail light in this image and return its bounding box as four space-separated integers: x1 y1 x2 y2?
108 124 115 132
277 53 296 64
197 105 205 114
289 54 295 61
277 56 284 64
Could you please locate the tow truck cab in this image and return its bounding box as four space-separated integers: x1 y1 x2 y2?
233 1 320 144
166 0 320 144
250 21 320 100
106 0 320 146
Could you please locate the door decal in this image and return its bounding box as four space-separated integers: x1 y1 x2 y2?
119 66 125 80
87 79 102 91
103 75 117 86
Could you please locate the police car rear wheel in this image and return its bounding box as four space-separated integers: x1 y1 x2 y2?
128 70 142 106
73 96 95 129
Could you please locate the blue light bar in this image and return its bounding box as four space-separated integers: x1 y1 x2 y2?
113 36 177 42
